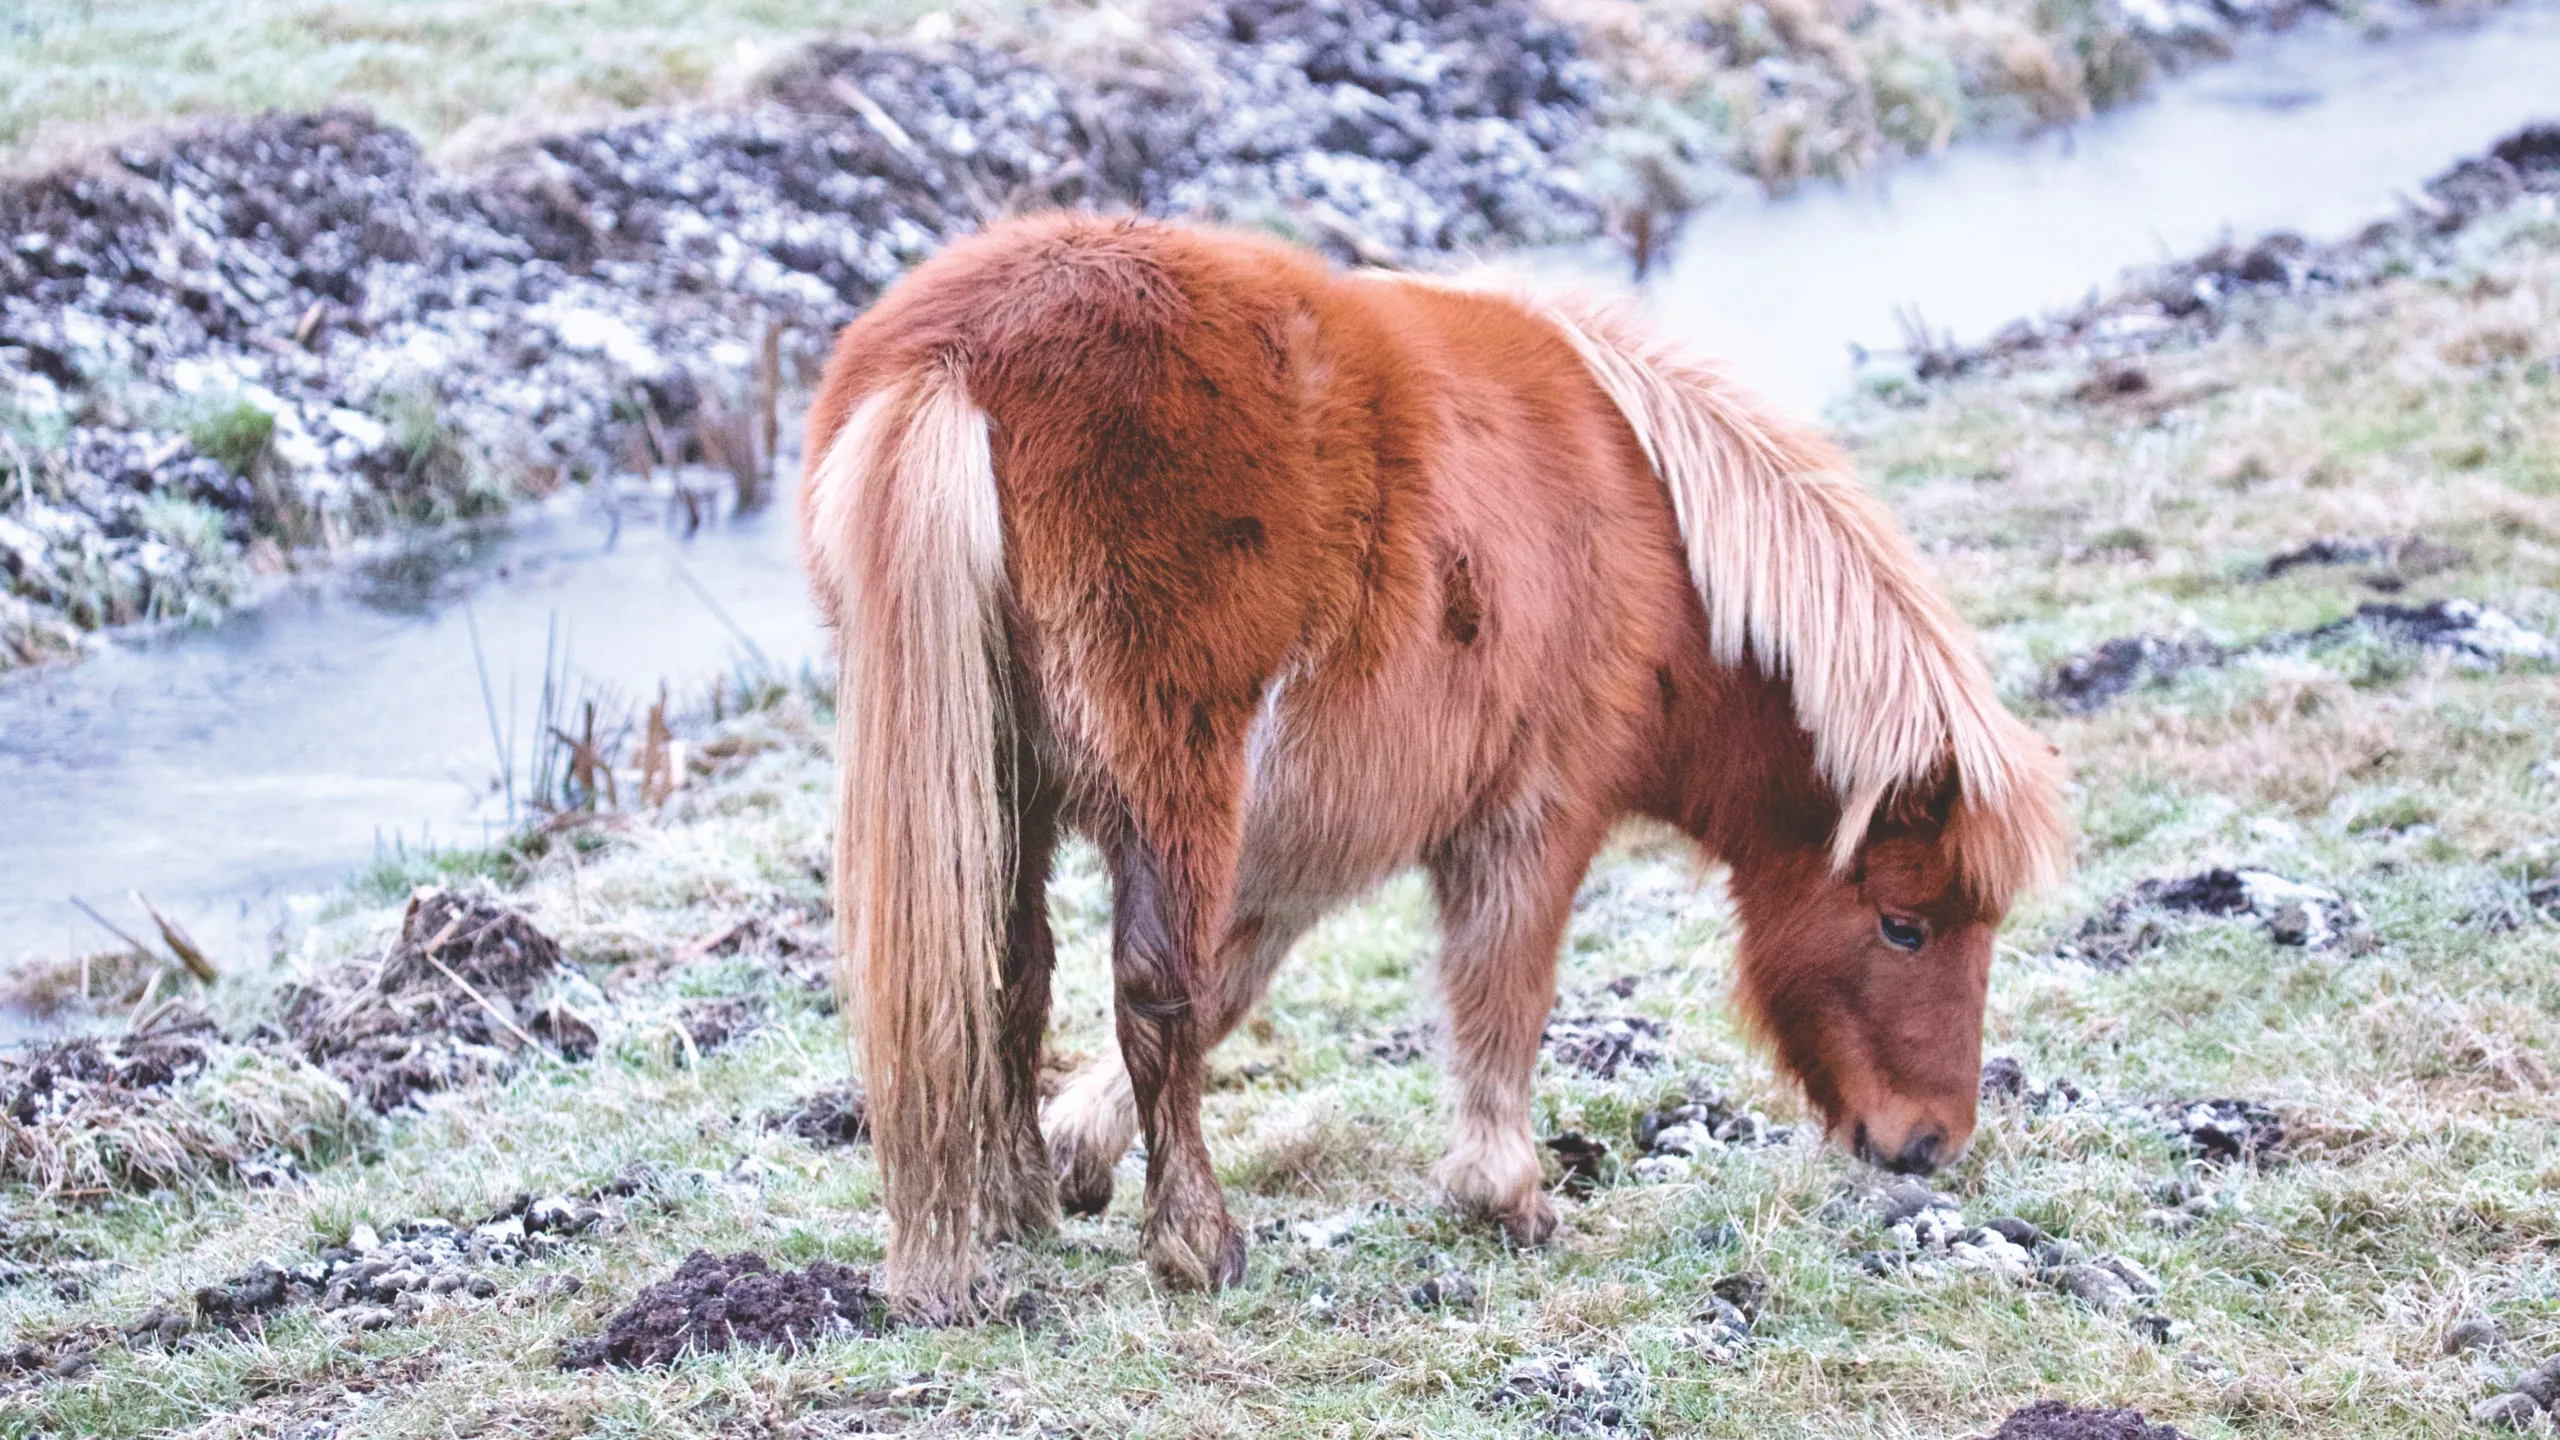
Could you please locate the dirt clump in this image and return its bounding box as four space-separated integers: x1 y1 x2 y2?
2038 635 2225 713
1544 1131 1613 1196
765 1083 868 1147
561 1250 884 1369
2054 868 2359 966
1627 1080 1794 1181
282 886 580 1110
1489 1348 1650 1436
2261 534 2469 590
2305 599 2555 667
0 1006 364 1193
669 993 767 1056
2164 1097 2285 1164
1977 1401 2189 1440
1541 1013 1665 1079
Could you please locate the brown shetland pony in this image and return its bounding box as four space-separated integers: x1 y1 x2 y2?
799 213 2069 1322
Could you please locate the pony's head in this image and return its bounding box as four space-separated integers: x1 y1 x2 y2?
1726 762 2067 1176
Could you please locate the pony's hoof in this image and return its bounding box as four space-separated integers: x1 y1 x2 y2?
1052 1139 1116 1217
1144 1214 1247 1292
1496 1193 1559 1247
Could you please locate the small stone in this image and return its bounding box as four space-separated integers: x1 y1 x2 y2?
2444 1315 2503 1354
347 1223 380 1256
371 1266 425 1295
2094 1254 2163 1298
2472 1392 2541 1429
1710 1271 1768 1321
1648 1123 1714 1157
1981 1217 2045 1249
49 1348 95 1379
2057 1263 2135 1313
2267 901 2324 947
1875 1178 1960 1226
1630 1154 1694 1184
428 1271 466 1295
1407 1273 1478 1310
1696 1295 1751 1339
339 1305 398 1332
465 1275 499 1299
2514 1364 2560 1408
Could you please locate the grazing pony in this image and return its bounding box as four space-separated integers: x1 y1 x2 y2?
800 214 2068 1322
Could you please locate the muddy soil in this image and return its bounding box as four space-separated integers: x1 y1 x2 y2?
0 1006 330 1192
1489 1348 1651 1436
2053 867 2363 967
2038 635 2225 713
765 1083 868 1147
281 886 583 1110
2164 1097 2286 1164
2041 596 2553 714
561 1250 885 1369
1540 1013 1665 1079
1980 1402 2190 1440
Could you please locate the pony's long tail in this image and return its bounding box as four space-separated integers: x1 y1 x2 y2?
1540 299 2068 901
803 358 1011 1321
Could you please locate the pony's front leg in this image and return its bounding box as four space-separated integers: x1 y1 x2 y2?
1427 812 1606 1245
1101 822 1248 1291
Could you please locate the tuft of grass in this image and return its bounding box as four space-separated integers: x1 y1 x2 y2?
184 400 275 483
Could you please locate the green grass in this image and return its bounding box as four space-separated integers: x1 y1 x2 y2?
0 0 989 167
7 176 2560 1440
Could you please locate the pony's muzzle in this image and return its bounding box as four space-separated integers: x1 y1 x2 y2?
1852 1120 1958 1176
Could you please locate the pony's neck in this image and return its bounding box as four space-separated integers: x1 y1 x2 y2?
1638 650 1838 874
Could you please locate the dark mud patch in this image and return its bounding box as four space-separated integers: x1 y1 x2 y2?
2037 635 2225 713
2164 1097 2286 1165
562 1250 884 1370
765 1083 868 1148
1628 1080 1794 1179
2303 599 2555 666
282 886 582 1110
2053 868 2361 965
1369 1022 1440 1065
1490 1349 1650 1436
1979 1402 2189 1440
1544 1132 1613 1196
2262 534 2470 591
669 993 767 1056
0 1006 361 1192
1541 1013 1666 1079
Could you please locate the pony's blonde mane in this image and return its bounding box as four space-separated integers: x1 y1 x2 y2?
1528 295 2068 901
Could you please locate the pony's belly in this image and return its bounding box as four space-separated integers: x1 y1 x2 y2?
1229 673 1475 921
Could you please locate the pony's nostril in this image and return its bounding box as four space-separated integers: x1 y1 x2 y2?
1886 1129 1946 1176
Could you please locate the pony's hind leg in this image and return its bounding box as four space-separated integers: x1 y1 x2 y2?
1048 909 1315 1215
1096 809 1250 1291
1427 809 1606 1245
982 790 1062 1243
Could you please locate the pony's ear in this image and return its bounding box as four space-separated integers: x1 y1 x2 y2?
1874 768 1959 839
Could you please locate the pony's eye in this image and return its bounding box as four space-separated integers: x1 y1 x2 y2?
1879 914 1926 952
